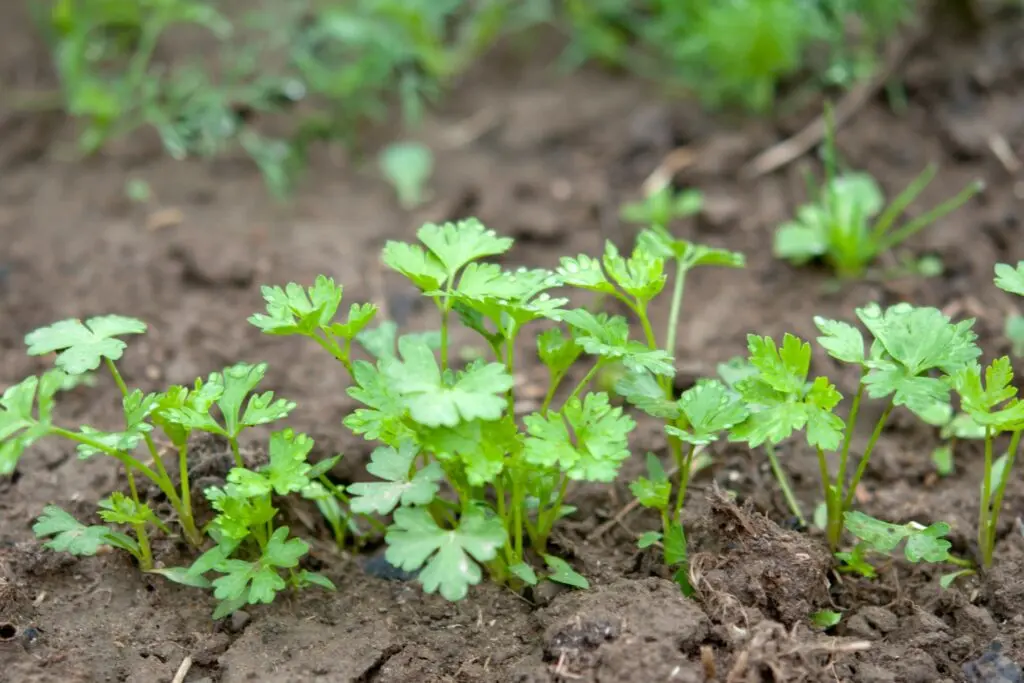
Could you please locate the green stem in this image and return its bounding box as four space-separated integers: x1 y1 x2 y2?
672 443 698 520
979 427 995 567
536 476 570 550
317 475 388 535
311 331 353 376
229 437 244 469
765 443 806 526
842 399 894 510
835 379 865 494
176 442 203 546
878 180 984 252
505 336 516 417
663 262 687 377
985 429 1023 568
565 361 603 405
540 371 566 415
438 292 452 372
511 475 524 561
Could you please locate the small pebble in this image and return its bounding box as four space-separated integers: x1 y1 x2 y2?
963 642 1023 683
362 552 419 582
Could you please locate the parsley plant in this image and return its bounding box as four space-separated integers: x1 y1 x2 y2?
773 105 983 279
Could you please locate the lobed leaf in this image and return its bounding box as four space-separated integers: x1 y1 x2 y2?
25 315 146 374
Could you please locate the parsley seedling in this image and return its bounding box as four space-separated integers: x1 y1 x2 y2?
773 104 982 279
944 261 1024 570
165 429 336 617
257 218 735 599
728 303 981 551
838 511 963 581
1 316 345 585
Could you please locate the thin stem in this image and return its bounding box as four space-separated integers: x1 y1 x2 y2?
505 336 516 417
511 475 524 561
765 443 806 526
176 442 203 546
979 427 995 567
540 371 566 415
835 378 866 493
133 519 153 570
229 437 244 469
663 262 687 378
537 476 570 550
317 475 388 534
439 292 452 372
672 443 698 520
311 331 353 376
842 399 895 510
878 180 984 252
104 358 131 398
637 303 658 351
985 429 1023 568
565 361 603 406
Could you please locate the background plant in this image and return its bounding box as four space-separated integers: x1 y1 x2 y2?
773 105 983 279
25 0 925 198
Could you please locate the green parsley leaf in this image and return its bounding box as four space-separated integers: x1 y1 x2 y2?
630 451 672 510
537 328 583 378
637 531 662 548
843 511 951 564
205 484 277 541
543 555 589 589
615 369 680 419
417 219 514 279
557 252 618 295
382 240 448 291
227 429 316 497
97 492 156 526
0 373 63 475
663 521 687 566
523 393 635 481
560 309 675 376
164 363 296 439
622 187 703 228
730 335 845 450
328 303 379 341
25 315 146 374
953 358 1024 430
248 276 343 336
995 261 1024 296
345 360 416 444
857 303 980 376
601 242 666 302
385 507 506 601
666 379 748 445
33 505 111 556
634 226 746 270
383 336 513 428
811 610 842 629
813 316 865 365
509 562 539 586
349 441 442 514
418 416 520 486
747 333 811 395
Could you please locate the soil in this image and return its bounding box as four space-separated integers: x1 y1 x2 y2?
3 3 1024 682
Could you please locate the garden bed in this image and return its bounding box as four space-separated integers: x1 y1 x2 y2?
3 5 1024 683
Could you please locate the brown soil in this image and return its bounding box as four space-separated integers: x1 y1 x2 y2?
4 4 1024 682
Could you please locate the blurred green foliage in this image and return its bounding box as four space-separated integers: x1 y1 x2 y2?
26 0 915 197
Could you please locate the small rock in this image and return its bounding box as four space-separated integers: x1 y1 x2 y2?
362 551 418 582
845 606 898 639
964 642 1023 683
228 610 251 634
